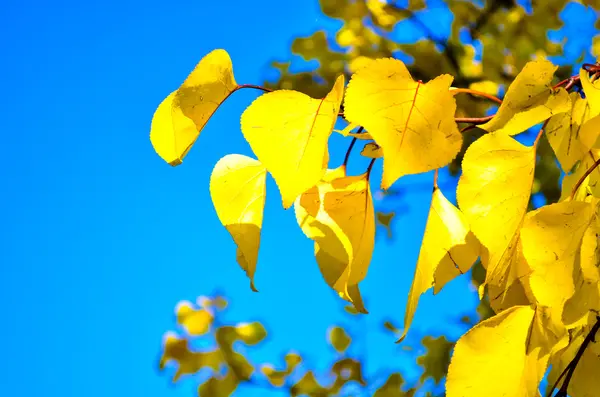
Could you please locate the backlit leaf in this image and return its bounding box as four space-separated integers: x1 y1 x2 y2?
150 49 237 165
457 132 535 289
521 201 594 312
295 168 375 312
446 305 536 397
343 58 462 189
545 92 590 172
241 75 345 208
209 154 267 291
479 59 570 136
398 187 479 342
159 332 222 382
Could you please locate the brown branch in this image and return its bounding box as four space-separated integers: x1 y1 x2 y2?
451 88 503 104
570 153 600 200
455 115 495 124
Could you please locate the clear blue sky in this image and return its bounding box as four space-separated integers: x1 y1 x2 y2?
0 1 597 397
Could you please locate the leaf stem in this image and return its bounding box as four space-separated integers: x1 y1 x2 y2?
366 158 377 179
451 88 503 104
433 169 439 190
570 152 600 200
235 84 273 93
343 127 364 172
455 115 495 124
534 119 549 148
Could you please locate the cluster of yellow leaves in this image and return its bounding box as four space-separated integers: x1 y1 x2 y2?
151 48 600 396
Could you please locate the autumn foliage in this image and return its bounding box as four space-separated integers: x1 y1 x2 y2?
150 41 600 396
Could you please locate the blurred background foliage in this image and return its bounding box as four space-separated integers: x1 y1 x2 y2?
160 0 600 395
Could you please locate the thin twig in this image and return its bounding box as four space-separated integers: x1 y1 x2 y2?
570 153 600 200
451 88 503 104
550 316 600 396
366 158 377 179
455 115 495 124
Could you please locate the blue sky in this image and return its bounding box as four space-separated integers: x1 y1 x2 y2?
0 1 598 397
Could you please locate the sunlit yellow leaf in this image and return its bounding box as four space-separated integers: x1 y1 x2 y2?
241 75 345 208
360 142 383 158
545 92 590 172
457 132 535 289
521 201 594 312
581 67 600 116
175 301 213 336
578 68 600 150
563 208 600 327
150 49 237 165
343 58 462 189
479 59 570 136
547 315 600 397
294 168 375 312
560 150 600 201
398 187 479 342
209 154 267 291
446 305 536 397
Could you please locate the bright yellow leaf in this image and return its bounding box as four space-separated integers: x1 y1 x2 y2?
398 187 479 342
150 49 237 165
457 132 535 289
581 67 600 116
521 201 594 312
560 150 600 201
343 58 462 189
294 169 375 312
479 59 570 136
563 209 600 327
241 75 345 208
446 305 536 397
209 154 267 291
545 92 590 172
547 316 600 397
578 68 600 150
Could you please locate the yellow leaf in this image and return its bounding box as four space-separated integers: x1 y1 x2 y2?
328 326 351 352
479 59 570 136
545 92 590 172
521 201 594 312
150 49 237 165
343 58 462 189
209 154 267 291
398 187 479 342
241 75 345 208
581 67 600 117
446 305 536 397
457 132 535 289
547 316 600 397
560 150 600 201
175 301 213 336
578 68 600 150
563 210 600 327
485 238 534 314
360 142 383 158
294 169 375 312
